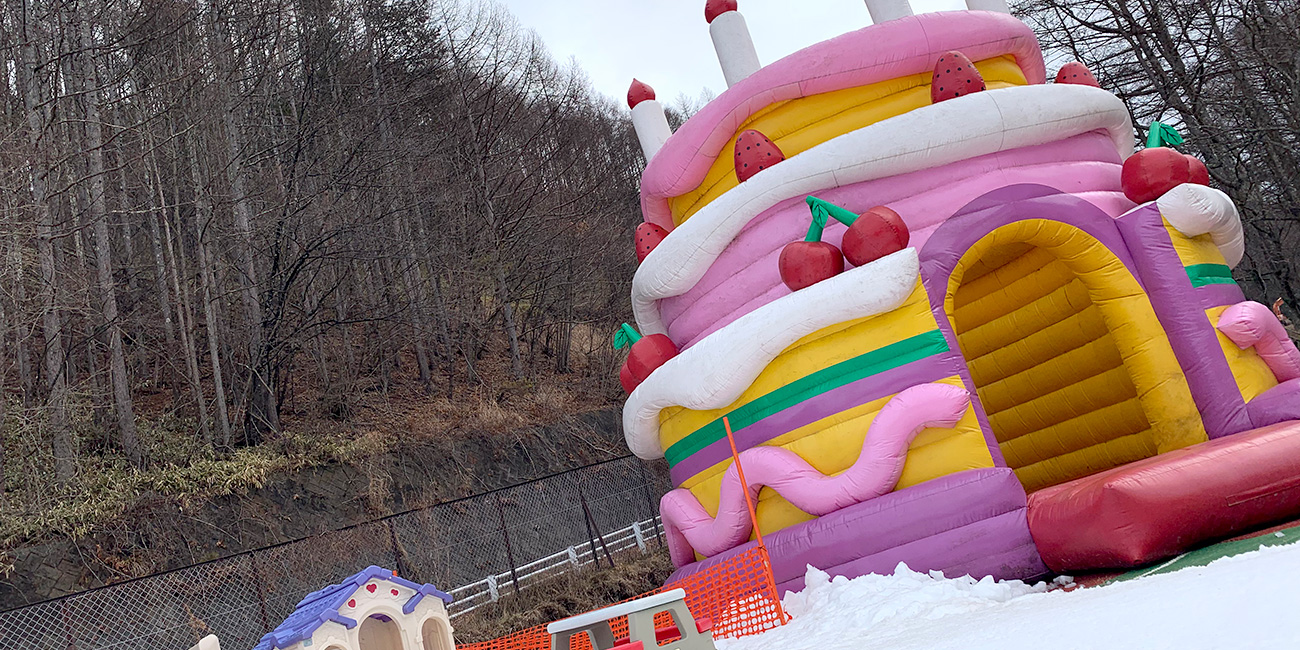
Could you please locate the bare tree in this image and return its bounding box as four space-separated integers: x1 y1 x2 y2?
70 1 142 467
13 0 76 481
0 0 644 517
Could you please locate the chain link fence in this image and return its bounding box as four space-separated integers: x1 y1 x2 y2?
0 456 671 650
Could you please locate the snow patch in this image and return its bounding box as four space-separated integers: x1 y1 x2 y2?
722 542 1300 650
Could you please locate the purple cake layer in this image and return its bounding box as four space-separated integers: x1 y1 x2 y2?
665 468 1047 593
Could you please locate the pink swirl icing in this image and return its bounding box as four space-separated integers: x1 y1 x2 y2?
1217 301 1300 383
660 383 972 566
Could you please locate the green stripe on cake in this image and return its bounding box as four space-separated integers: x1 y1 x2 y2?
1187 264 1236 288
663 329 951 467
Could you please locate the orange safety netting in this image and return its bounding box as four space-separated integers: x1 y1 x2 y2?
457 545 788 650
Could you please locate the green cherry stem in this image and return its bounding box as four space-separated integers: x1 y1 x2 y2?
806 196 860 229
805 205 830 242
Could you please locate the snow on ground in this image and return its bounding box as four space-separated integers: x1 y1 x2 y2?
720 540 1300 650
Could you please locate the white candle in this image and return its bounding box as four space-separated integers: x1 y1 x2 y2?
628 79 673 162
965 0 1010 12
864 0 914 23
706 1 761 88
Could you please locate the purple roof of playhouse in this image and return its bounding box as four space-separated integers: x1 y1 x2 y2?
253 565 452 650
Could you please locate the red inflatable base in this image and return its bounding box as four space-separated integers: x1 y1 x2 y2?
1027 420 1300 572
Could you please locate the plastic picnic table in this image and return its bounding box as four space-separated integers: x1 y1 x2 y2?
545 589 713 650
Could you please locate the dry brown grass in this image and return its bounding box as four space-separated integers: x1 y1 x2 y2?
452 548 676 644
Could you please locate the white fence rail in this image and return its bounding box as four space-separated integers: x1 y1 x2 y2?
447 516 664 618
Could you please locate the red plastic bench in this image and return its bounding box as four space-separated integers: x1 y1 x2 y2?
614 617 713 647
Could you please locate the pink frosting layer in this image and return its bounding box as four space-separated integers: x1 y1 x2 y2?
640 11 1048 228
660 132 1136 349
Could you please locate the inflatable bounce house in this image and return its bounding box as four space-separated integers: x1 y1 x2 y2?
616 0 1300 592
252 566 454 650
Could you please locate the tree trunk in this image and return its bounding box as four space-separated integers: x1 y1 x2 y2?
15 3 75 481
202 0 277 442
496 263 524 380
144 148 181 403
75 7 142 467
6 234 33 406
0 286 10 506
188 140 232 447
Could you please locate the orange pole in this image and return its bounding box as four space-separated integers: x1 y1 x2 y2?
722 416 787 623
723 417 766 547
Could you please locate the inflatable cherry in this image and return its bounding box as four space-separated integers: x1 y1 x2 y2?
780 199 844 291
614 323 678 393
841 206 909 267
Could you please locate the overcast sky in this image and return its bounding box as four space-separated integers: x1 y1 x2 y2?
497 0 969 107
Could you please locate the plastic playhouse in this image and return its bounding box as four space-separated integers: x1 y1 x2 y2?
250 566 454 650
617 0 1300 593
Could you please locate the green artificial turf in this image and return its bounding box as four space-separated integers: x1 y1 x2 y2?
1108 525 1300 584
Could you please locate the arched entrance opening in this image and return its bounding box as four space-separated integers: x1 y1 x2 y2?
943 219 1204 492
420 617 453 650
358 613 405 650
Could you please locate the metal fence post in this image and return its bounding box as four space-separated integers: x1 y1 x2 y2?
247 553 272 634
494 492 522 596
637 462 665 547
578 488 615 569
386 519 409 578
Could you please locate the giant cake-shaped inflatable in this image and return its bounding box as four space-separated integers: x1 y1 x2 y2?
616 0 1300 592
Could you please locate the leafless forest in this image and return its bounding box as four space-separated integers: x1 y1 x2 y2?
1021 0 1300 310
0 0 1296 545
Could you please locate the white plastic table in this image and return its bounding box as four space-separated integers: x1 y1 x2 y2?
546 589 711 650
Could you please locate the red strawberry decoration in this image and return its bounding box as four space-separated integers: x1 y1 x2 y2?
841 206 909 267
615 324 679 394
734 129 785 183
627 79 655 110
1054 62 1100 88
1185 155 1210 185
779 198 846 291
705 0 738 23
931 51 985 103
635 222 669 262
